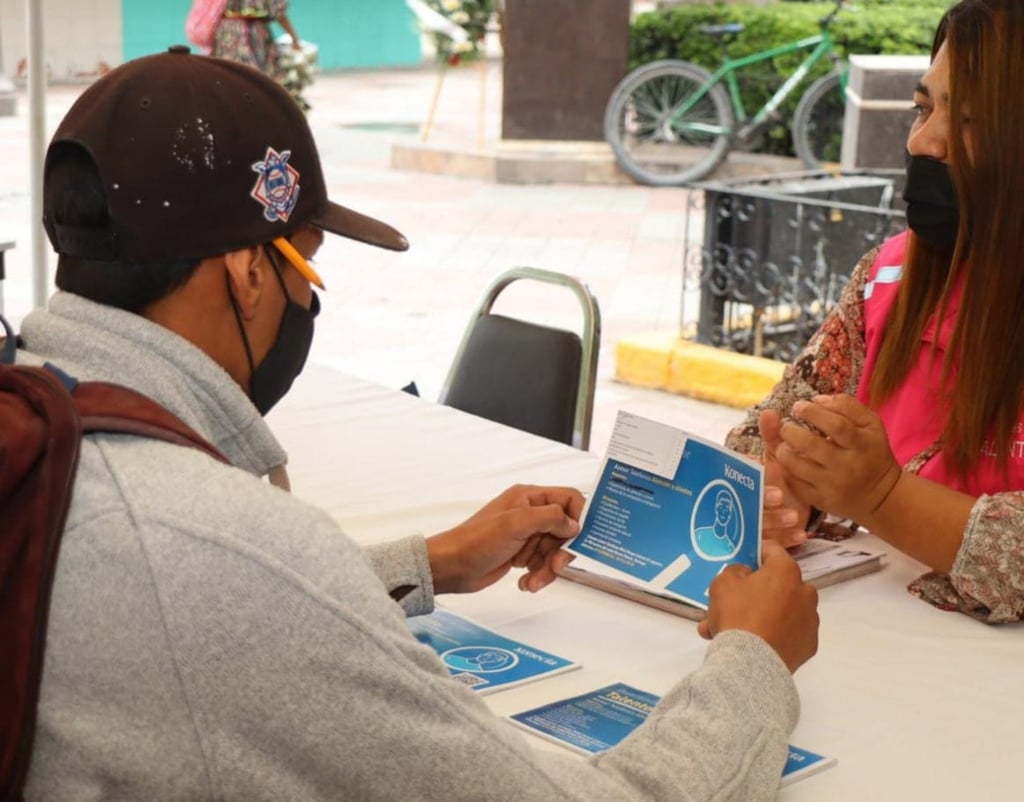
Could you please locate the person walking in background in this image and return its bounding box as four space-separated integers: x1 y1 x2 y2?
212 0 307 107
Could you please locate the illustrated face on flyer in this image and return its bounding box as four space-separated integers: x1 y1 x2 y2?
408 608 580 695
692 485 744 559
569 411 763 610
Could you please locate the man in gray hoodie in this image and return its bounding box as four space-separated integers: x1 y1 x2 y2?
19 47 819 801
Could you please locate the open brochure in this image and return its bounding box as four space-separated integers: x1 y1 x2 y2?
509 682 836 785
408 607 581 695
566 410 764 611
563 411 883 621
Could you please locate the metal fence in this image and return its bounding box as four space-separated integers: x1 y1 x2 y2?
682 169 906 362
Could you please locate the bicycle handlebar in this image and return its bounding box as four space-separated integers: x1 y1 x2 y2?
820 0 846 31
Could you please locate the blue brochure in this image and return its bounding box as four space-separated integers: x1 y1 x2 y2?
408 607 580 695
568 411 763 610
511 682 836 784
781 744 839 786
509 682 660 755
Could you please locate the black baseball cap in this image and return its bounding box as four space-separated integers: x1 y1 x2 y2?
43 46 409 267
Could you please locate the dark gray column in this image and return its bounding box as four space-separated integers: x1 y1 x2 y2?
501 0 631 141
840 55 930 170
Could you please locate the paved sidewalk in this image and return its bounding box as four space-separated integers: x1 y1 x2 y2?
0 62 747 455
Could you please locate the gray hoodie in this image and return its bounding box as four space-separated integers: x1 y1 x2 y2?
20 293 798 801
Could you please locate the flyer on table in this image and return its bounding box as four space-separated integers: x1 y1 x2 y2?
408 607 580 695
568 410 763 609
509 682 661 755
510 683 836 785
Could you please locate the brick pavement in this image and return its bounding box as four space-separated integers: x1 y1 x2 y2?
0 62 745 455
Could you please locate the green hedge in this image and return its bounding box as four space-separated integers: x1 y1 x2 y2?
629 1 948 155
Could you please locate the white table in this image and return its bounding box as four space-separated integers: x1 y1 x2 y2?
270 364 1024 801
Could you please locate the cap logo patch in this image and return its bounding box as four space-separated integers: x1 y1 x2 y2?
250 147 300 223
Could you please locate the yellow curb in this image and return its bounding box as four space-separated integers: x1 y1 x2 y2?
615 332 786 410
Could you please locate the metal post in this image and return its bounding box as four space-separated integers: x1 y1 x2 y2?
0 6 16 116
28 0 47 308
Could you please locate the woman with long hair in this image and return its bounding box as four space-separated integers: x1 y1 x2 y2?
727 0 1024 623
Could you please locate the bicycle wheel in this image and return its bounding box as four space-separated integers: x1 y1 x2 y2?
792 71 846 169
604 60 733 187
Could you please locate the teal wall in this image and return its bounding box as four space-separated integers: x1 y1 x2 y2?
122 2 192 58
122 0 423 69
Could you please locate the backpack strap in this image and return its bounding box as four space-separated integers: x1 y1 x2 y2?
71 382 231 466
0 350 229 802
0 365 83 802
31 360 230 466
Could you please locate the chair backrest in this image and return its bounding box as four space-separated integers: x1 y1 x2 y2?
438 267 601 450
0 240 14 316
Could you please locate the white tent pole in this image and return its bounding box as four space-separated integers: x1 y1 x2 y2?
28 0 47 308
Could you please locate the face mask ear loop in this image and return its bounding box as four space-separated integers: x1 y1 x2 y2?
226 270 258 380
267 242 321 319
265 243 297 303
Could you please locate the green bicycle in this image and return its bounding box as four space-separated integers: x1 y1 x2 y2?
605 0 849 186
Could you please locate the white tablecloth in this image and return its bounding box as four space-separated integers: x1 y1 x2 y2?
270 364 1024 801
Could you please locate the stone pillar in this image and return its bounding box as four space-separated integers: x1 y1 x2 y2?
840 54 930 170
501 0 631 141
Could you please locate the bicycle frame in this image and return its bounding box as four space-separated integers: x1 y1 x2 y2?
673 30 844 139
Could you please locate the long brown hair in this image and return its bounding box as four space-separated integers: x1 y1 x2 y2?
868 0 1024 478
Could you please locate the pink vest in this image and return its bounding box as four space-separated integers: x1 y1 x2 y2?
856 232 1024 495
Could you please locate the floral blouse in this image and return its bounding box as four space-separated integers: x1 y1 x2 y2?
725 246 1024 624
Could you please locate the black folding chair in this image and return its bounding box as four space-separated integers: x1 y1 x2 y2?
0 240 14 316
438 267 601 450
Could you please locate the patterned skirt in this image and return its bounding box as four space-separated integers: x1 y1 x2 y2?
211 17 284 83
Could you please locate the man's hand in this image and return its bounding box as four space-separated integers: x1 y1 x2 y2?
776 394 902 527
426 484 585 595
697 541 819 673
759 409 812 546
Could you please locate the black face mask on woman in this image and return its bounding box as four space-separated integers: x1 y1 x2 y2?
229 253 320 415
902 154 960 252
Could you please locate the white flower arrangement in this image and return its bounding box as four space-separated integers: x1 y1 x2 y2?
275 36 318 114
420 0 496 66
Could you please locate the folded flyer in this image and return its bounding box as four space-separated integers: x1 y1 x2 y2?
567 410 764 610
408 607 580 695
509 682 660 755
510 682 836 785
781 743 839 786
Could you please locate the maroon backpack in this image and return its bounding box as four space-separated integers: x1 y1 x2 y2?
0 320 229 802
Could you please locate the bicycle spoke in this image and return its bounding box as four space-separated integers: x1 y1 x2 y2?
629 76 718 146
633 94 663 123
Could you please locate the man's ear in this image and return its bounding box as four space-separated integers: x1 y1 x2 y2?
223 246 268 321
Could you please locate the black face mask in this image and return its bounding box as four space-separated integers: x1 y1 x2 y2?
903 154 960 252
230 253 320 415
